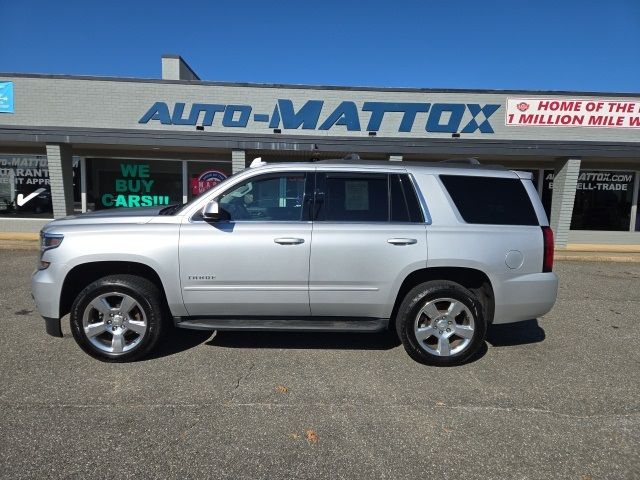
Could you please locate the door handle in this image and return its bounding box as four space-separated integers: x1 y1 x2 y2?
274 237 305 245
387 238 418 246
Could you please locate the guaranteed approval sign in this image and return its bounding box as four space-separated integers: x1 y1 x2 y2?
506 98 640 128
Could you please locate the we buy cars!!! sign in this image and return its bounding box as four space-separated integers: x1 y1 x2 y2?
506 98 640 128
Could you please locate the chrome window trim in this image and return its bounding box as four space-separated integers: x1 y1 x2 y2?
406 172 432 225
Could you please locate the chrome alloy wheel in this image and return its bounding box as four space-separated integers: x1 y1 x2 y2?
413 297 475 357
82 292 148 355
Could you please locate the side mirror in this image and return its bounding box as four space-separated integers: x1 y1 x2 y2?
202 200 230 221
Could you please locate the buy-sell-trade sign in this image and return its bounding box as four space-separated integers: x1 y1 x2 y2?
0 82 14 114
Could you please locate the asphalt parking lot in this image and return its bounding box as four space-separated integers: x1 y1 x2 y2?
0 249 638 480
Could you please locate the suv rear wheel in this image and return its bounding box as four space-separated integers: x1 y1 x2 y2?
396 280 486 366
70 275 164 362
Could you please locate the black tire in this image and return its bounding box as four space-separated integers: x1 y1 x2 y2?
396 280 486 366
70 274 165 362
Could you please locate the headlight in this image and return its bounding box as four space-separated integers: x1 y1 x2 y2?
41 232 64 250
39 232 64 269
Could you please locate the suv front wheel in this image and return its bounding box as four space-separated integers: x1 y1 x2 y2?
396 280 486 366
70 274 164 362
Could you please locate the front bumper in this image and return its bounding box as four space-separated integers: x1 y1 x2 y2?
32 267 63 336
43 316 63 337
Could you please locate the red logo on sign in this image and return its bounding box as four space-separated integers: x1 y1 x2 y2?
190 170 227 196
517 102 529 112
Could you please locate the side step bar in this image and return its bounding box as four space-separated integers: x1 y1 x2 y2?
174 317 389 333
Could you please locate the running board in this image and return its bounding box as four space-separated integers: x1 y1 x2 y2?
174 317 389 333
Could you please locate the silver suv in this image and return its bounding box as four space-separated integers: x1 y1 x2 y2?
32 159 558 366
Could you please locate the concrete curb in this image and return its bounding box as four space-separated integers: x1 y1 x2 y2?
555 254 640 263
0 241 39 251
562 243 640 254
0 233 40 251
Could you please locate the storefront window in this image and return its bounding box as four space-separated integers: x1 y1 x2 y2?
0 154 80 218
187 161 230 200
85 158 182 210
542 169 635 231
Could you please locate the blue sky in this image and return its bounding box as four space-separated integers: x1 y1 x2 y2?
1 0 639 92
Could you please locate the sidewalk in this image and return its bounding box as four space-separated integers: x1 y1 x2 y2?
2 231 639 262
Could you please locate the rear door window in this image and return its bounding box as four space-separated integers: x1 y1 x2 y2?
440 175 538 225
315 173 389 222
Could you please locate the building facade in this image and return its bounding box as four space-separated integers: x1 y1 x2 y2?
1 55 639 246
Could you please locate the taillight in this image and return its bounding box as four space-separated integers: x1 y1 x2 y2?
542 226 554 273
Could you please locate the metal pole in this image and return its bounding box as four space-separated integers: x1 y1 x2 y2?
182 160 188 204
537 168 544 197
630 171 640 232
80 157 87 212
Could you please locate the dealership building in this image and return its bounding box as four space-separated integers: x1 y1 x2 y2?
1 55 639 247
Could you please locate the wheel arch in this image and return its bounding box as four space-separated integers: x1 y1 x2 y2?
390 267 495 329
59 261 168 319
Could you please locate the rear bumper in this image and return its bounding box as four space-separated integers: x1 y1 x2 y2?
492 272 558 324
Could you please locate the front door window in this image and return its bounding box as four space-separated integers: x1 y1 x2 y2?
217 173 308 221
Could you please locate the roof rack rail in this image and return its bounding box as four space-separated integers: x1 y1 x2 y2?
439 157 481 165
343 153 361 161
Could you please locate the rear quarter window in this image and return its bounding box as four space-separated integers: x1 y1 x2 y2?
440 175 538 226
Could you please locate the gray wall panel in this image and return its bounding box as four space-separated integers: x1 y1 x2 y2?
0 75 638 145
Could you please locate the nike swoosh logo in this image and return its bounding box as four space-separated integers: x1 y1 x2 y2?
16 188 46 207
